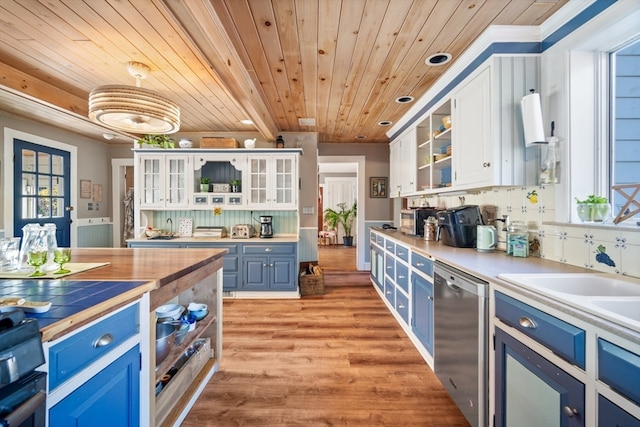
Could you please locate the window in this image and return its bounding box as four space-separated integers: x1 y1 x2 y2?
611 38 640 218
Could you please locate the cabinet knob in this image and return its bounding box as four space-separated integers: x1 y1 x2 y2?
427 296 433 301
93 333 114 348
483 162 491 167
518 316 537 329
562 406 579 417
265 247 272 252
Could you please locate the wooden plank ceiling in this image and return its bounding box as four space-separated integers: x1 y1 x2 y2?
0 0 567 144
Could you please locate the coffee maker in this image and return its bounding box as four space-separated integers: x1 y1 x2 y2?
259 216 273 238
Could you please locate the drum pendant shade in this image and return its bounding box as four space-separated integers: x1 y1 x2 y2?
88 62 180 134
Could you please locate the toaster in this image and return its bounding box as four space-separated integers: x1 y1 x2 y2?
436 205 483 248
231 224 255 239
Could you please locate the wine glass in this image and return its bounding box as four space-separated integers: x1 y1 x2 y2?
53 248 72 274
27 250 48 277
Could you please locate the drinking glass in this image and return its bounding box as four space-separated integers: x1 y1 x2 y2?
27 250 48 277
53 248 71 274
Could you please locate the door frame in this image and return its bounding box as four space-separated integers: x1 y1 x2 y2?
111 158 134 247
318 155 366 271
3 128 78 245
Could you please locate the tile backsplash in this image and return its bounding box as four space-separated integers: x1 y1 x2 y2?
408 186 640 278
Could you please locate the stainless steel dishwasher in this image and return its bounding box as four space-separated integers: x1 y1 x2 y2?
433 261 488 427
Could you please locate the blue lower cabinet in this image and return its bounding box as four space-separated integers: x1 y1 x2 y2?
242 244 297 291
384 277 395 307
598 395 640 427
597 338 640 405
411 273 433 354
494 327 585 427
184 242 240 291
395 291 409 325
49 345 140 427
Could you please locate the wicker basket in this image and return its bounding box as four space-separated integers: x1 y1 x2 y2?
200 137 239 148
299 261 324 296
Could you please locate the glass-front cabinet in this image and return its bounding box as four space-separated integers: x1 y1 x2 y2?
246 154 297 209
138 154 190 209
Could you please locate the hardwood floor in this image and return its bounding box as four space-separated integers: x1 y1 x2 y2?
318 244 357 271
181 269 470 426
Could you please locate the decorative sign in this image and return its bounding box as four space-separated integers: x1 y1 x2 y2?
80 180 91 199
92 184 103 202
370 177 387 198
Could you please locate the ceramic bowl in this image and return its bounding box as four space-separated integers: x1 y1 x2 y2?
145 228 162 238
187 302 208 320
156 303 184 320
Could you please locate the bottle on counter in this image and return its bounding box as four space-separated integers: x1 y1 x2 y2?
506 221 528 257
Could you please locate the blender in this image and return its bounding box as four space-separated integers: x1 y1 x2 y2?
259 216 273 238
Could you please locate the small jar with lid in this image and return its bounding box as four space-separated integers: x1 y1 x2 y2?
506 221 528 257
423 217 438 241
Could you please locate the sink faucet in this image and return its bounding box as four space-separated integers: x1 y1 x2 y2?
166 217 173 235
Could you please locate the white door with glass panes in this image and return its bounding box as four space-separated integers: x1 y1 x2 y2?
138 154 190 209
246 155 297 209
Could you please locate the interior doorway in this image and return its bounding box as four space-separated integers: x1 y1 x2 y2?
111 159 134 247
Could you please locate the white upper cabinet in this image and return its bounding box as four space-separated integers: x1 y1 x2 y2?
138 154 191 209
453 66 492 187
245 154 298 209
389 129 417 197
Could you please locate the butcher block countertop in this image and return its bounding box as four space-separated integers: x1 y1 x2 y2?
0 248 226 341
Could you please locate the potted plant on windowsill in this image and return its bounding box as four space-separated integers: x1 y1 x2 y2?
575 194 611 222
200 177 211 193
323 201 357 246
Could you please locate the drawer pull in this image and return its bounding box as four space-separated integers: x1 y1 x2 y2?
562 406 578 417
398 275 405 279
518 317 537 329
386 290 393 295
397 304 405 309
416 262 424 267
265 247 272 252
93 333 114 348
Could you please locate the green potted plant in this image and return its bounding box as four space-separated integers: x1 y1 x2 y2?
200 177 211 192
230 179 241 193
137 134 175 149
575 194 611 222
323 201 357 246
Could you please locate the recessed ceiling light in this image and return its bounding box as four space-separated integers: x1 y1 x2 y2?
240 119 253 125
355 135 367 139
395 96 414 104
299 118 316 126
425 52 452 66
378 120 392 126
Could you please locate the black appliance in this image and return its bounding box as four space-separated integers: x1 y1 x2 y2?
259 215 273 238
0 309 46 427
399 208 441 236
436 205 483 248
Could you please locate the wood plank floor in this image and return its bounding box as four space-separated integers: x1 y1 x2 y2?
181 268 470 426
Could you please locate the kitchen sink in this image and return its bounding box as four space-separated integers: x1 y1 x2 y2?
498 273 640 331
497 273 640 297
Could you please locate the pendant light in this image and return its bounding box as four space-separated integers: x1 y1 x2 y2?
89 61 180 134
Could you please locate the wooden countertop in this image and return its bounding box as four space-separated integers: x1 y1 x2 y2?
0 248 227 341
127 235 299 244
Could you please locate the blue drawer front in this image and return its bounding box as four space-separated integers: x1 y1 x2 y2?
395 291 409 325
243 244 295 255
384 278 395 307
395 263 409 293
598 338 640 405
49 303 139 390
385 254 395 278
598 394 639 426
376 234 384 246
385 240 395 253
495 292 586 369
395 244 409 262
411 252 433 277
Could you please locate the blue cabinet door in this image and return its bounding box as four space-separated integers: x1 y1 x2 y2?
270 257 296 290
411 273 434 354
50 345 140 427
598 395 640 427
495 328 584 427
243 257 268 290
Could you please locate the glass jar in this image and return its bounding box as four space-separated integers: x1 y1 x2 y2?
507 221 528 257
423 217 438 241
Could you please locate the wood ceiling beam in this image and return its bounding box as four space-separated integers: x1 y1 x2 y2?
0 62 89 117
160 0 278 141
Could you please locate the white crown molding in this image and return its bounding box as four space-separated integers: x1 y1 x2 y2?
539 0 597 40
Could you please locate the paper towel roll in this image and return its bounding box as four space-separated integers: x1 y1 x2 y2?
521 92 545 147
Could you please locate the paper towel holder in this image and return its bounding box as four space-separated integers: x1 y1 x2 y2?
521 89 547 147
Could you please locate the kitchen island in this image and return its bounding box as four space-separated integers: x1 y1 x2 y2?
0 247 226 427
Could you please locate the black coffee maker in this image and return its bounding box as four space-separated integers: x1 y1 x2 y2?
259 216 273 238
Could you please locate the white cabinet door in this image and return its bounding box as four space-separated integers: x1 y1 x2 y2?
246 154 297 209
138 154 190 209
453 66 492 188
389 140 401 198
400 129 417 194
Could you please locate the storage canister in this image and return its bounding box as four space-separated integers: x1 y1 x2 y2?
506 221 528 257
423 217 438 241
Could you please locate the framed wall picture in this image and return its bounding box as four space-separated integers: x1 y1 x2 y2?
370 177 387 198
80 179 92 199
92 184 103 202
